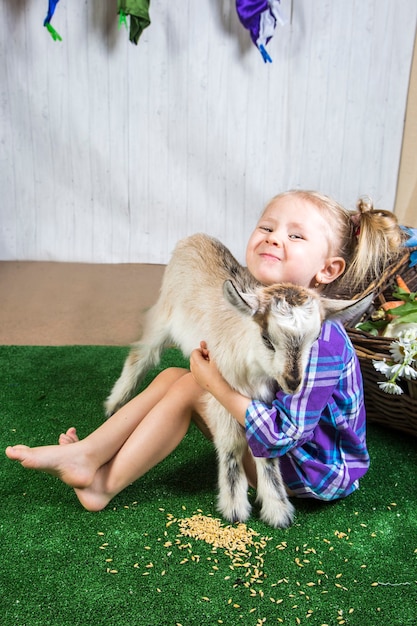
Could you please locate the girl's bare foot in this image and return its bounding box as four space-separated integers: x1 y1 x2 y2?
59 427 79 445
5 442 95 490
73 465 114 512
5 440 115 512
53 428 116 510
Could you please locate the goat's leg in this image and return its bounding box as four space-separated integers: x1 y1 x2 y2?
104 308 170 416
209 404 252 523
215 440 252 523
254 457 295 528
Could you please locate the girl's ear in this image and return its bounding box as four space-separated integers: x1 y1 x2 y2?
315 257 346 285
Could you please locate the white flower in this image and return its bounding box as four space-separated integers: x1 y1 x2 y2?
400 327 417 342
377 381 404 395
402 364 417 379
372 360 391 375
372 328 417 394
389 341 407 363
387 363 404 376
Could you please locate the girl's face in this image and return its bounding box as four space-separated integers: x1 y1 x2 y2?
246 195 345 288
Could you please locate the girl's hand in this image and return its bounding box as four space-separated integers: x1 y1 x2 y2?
190 341 251 428
199 340 210 362
190 341 226 392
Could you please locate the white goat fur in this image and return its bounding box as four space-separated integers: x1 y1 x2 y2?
105 234 372 528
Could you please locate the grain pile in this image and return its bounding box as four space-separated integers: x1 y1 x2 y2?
177 514 263 552
173 512 271 588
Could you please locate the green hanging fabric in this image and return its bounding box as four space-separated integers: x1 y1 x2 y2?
117 0 151 45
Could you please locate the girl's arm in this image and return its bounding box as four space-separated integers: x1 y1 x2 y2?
190 339 334 444
189 343 251 427
191 323 353 459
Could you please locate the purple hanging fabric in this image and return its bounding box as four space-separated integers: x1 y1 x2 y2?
236 0 285 62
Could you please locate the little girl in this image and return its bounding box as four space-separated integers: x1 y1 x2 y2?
5 190 404 511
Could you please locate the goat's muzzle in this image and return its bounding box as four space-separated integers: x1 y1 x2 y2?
281 376 302 395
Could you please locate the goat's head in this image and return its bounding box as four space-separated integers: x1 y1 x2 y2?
223 280 372 395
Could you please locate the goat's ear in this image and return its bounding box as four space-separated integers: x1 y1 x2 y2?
223 280 259 315
320 292 374 326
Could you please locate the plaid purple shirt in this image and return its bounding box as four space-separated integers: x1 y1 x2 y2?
245 320 370 501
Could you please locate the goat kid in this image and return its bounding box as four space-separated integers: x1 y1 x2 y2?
105 234 372 528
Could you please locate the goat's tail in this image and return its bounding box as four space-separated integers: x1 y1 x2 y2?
104 341 163 416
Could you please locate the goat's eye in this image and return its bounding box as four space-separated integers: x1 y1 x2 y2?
262 333 275 351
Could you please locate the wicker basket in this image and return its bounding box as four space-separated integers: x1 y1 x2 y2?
345 246 417 437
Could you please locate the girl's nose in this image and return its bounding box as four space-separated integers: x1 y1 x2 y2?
266 231 281 247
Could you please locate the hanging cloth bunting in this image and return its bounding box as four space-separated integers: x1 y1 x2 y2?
117 0 151 45
236 0 285 63
44 0 63 41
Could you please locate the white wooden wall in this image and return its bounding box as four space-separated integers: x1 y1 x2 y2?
1 0 416 264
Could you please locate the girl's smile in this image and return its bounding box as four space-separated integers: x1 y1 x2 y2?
259 250 282 262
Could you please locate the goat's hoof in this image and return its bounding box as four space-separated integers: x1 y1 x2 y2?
226 511 251 524
260 501 295 529
218 502 252 525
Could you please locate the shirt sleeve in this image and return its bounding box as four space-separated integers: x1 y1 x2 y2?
245 322 347 458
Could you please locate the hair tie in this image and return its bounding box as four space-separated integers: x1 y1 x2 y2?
351 213 361 238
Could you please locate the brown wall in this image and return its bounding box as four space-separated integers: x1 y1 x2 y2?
395 31 417 227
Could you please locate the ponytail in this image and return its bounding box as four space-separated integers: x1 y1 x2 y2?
326 196 406 297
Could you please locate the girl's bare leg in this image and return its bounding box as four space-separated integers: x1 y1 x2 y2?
5 367 264 510
74 371 209 510
5 368 192 495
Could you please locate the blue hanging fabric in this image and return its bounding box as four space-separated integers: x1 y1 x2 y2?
401 226 417 267
44 0 62 41
236 0 285 62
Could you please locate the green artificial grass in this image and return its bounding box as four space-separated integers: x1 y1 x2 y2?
0 345 416 626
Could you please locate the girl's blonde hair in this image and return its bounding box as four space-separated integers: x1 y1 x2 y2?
268 190 406 297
